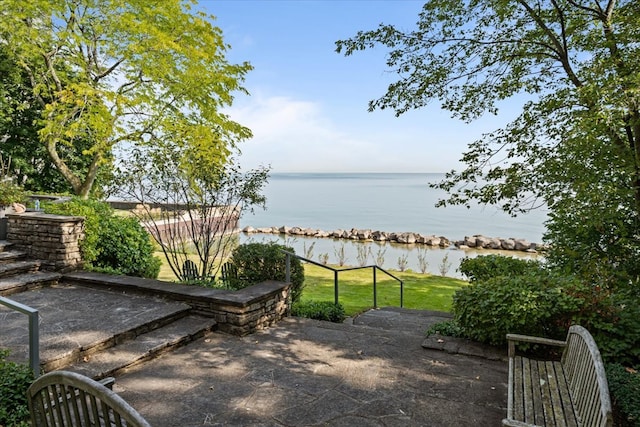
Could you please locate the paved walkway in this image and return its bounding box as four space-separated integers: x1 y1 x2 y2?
113 309 508 426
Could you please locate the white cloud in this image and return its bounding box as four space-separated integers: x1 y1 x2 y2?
227 93 467 173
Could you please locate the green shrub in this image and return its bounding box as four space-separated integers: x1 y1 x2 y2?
44 198 160 278
425 319 465 338
452 272 585 346
607 363 640 427
230 242 305 303
292 300 346 323
0 350 33 427
458 254 542 282
572 289 640 367
93 216 161 278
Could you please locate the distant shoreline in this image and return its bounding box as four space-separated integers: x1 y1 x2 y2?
243 225 545 253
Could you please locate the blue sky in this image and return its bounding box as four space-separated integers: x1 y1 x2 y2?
201 0 520 173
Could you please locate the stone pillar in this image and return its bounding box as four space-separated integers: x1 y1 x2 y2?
6 212 85 271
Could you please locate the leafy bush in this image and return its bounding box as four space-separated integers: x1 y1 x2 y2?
607 363 640 427
0 350 33 427
230 242 305 303
44 198 160 278
572 289 640 367
93 216 161 278
458 254 542 282
292 301 346 323
452 272 585 346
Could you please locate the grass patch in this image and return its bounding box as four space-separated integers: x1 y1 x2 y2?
154 254 468 317
301 264 467 317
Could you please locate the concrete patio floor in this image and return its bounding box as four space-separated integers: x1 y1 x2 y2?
112 309 509 426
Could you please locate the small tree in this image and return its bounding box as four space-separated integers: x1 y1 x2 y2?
356 244 371 267
416 247 429 274
112 147 269 282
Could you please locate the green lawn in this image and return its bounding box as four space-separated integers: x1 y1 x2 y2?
155 253 468 317
300 263 468 316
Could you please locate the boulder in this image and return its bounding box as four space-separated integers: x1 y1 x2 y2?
463 236 477 248
475 235 492 249
501 238 516 250
279 226 292 234
396 232 417 244
514 239 531 251
372 230 387 241
487 238 502 249
425 236 440 246
357 229 373 240
242 226 256 233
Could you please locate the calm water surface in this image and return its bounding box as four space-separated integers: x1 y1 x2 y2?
239 173 547 277
241 173 547 242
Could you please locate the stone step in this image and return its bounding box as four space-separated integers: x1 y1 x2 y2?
0 284 196 371
0 240 14 252
64 315 217 380
0 249 27 265
0 260 41 278
0 271 61 296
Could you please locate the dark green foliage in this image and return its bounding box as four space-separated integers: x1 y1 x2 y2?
425 320 465 338
452 272 584 346
230 242 304 303
291 301 346 323
44 198 160 278
93 216 161 279
458 255 542 282
607 363 640 427
0 350 33 427
571 289 640 367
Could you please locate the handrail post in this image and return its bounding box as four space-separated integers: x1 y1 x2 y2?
373 266 377 309
28 311 40 375
400 280 404 308
285 252 291 283
0 296 40 377
334 270 339 306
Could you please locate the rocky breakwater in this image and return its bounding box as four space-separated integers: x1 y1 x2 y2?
243 226 544 253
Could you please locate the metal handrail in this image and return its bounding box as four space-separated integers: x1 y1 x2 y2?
0 296 40 376
282 250 404 308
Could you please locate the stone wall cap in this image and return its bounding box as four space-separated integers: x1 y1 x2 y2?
6 212 85 222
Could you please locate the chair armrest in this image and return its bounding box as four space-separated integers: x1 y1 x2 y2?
506 334 566 347
506 334 566 358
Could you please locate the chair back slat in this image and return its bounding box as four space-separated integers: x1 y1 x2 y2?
561 325 613 427
28 371 151 427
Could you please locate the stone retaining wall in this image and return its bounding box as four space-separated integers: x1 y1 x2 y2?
63 272 291 336
6 212 84 271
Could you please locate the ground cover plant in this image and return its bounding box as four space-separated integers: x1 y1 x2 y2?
0 350 33 427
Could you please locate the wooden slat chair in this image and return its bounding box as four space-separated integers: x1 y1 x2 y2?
181 259 199 281
28 370 151 427
503 325 612 427
220 262 238 288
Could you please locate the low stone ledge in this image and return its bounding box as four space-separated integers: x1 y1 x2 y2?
62 271 290 336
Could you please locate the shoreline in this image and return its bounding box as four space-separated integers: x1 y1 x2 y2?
243 225 545 253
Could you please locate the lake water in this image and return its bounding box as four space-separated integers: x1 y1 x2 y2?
238 173 547 277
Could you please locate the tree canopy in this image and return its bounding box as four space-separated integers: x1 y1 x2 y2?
0 0 252 197
337 0 640 280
